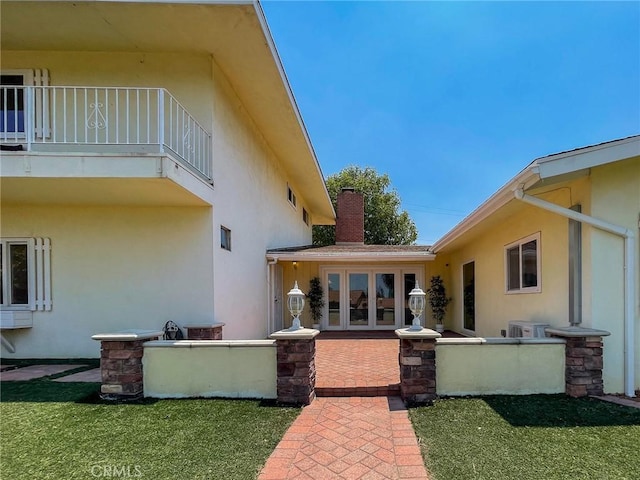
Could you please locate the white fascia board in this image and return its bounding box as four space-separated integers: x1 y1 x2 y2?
536 136 640 179
266 253 436 263
252 0 335 220
431 165 540 253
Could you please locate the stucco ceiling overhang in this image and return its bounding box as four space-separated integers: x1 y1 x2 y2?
0 0 335 224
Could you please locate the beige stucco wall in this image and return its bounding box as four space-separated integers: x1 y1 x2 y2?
211 61 314 339
436 340 566 395
143 340 277 399
439 186 583 336
2 50 317 343
588 159 640 392
0 205 214 358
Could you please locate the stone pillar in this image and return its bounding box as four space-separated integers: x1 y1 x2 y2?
546 327 610 398
269 328 319 405
92 330 164 401
395 328 441 406
184 323 225 340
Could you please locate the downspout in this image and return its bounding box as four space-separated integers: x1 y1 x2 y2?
515 188 636 397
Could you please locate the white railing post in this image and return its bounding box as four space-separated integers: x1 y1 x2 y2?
158 89 165 153
25 86 34 150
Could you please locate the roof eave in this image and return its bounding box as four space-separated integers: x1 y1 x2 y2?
431 165 541 253
266 252 436 263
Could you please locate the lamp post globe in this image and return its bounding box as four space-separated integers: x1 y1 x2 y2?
408 282 426 331
287 281 306 331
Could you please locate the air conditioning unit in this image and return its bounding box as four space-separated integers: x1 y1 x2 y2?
507 321 550 338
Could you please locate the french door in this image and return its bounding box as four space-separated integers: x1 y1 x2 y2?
322 267 423 330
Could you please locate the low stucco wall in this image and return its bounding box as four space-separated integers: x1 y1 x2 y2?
143 340 277 399
436 338 566 396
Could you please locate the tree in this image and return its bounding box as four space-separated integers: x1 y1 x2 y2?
313 166 418 246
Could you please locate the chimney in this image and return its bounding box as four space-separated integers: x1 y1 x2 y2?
335 188 364 244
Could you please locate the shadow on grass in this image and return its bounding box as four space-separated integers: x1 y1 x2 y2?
482 394 640 427
0 380 160 405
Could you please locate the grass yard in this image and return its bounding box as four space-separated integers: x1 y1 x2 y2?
1 380 299 480
410 395 640 480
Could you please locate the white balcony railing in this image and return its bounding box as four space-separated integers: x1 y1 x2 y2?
0 86 212 181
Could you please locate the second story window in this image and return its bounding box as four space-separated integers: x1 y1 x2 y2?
220 226 231 251
287 185 297 208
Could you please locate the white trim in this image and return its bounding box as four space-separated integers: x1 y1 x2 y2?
536 136 640 178
504 232 542 294
320 265 424 331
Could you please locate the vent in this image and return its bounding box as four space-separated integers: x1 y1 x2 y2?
507 321 550 338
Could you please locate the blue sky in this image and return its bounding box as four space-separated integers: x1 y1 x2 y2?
261 1 640 244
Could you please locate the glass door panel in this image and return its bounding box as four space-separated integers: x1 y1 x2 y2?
403 273 417 326
375 273 395 326
463 261 475 331
327 273 341 328
349 273 369 327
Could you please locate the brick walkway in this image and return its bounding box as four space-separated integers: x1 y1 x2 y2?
258 397 429 480
259 335 430 480
315 337 400 397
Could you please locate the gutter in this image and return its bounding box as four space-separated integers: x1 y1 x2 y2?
515 188 636 398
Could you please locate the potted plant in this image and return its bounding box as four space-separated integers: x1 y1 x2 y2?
307 276 325 330
427 275 452 333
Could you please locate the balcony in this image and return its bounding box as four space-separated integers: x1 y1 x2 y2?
0 86 212 182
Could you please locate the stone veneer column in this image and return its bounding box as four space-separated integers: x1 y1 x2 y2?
92 330 164 401
269 328 319 405
395 328 441 406
546 327 611 398
184 323 225 340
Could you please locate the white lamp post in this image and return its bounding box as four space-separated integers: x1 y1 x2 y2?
287 281 306 331
408 282 426 331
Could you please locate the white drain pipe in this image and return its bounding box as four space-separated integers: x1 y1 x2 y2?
515 188 636 397
1 333 16 354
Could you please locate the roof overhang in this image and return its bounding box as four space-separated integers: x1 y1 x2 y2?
267 248 436 263
432 135 640 253
0 0 335 224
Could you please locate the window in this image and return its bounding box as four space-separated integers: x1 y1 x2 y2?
1 238 51 311
505 233 540 293
302 208 310 226
287 185 297 208
220 226 231 251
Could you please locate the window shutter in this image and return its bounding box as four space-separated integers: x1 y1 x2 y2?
34 237 52 311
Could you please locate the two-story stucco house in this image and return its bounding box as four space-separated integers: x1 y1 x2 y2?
0 0 334 358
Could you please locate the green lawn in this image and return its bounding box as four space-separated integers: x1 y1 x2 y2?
410 395 640 480
1 380 299 480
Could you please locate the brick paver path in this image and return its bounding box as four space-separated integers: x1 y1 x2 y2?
258 396 429 480
315 338 399 397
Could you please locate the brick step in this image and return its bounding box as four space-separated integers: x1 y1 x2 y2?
315 384 400 397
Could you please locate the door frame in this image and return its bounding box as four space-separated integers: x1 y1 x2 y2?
320 265 424 331
461 259 476 335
